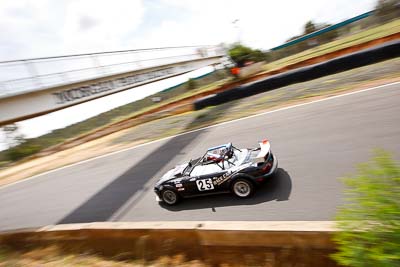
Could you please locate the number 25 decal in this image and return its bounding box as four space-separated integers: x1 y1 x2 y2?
196 179 214 191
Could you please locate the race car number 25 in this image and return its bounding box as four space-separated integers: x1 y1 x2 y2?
196 179 214 191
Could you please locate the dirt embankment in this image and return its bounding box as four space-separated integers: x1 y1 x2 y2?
13 32 400 162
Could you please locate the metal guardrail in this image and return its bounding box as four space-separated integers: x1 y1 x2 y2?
0 45 225 97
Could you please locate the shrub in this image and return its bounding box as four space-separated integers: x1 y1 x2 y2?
228 43 268 66
186 78 197 90
332 150 400 267
6 142 42 161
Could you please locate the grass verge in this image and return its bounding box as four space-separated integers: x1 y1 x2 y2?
264 19 400 71
0 57 398 186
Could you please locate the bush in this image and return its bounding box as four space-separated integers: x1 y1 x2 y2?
375 0 400 23
332 150 400 266
6 142 42 161
186 78 197 90
228 43 268 66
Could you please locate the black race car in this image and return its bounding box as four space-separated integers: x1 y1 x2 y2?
154 139 278 205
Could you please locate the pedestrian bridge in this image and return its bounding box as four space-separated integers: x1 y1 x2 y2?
0 45 226 125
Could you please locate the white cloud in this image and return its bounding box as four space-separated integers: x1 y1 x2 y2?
0 0 145 60
131 0 376 49
0 0 376 59
0 0 61 59
62 0 144 53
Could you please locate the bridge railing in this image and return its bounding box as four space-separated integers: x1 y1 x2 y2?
0 45 224 97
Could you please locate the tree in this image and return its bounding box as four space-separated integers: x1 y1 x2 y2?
6 141 41 161
2 124 25 148
304 20 317 34
375 0 400 22
1 124 42 162
186 78 197 90
316 23 338 44
332 150 400 267
228 43 267 67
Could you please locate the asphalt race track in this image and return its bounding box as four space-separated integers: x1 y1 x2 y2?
0 83 399 230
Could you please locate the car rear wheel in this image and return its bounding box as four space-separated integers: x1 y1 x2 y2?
232 179 254 198
161 189 179 205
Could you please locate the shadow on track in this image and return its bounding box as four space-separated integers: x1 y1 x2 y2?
160 168 292 211
58 129 207 224
58 102 238 224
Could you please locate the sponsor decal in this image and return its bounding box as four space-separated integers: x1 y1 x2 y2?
175 183 183 188
213 171 232 186
178 188 185 191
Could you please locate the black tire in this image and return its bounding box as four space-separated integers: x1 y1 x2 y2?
231 178 254 198
161 189 180 205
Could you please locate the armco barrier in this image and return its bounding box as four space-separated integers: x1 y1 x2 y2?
194 40 400 110
0 221 338 266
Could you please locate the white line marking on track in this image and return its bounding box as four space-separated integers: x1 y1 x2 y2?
1 81 399 190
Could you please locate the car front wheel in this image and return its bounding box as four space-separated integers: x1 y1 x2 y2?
231 179 254 198
161 189 179 205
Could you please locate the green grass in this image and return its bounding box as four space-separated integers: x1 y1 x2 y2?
263 19 400 71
